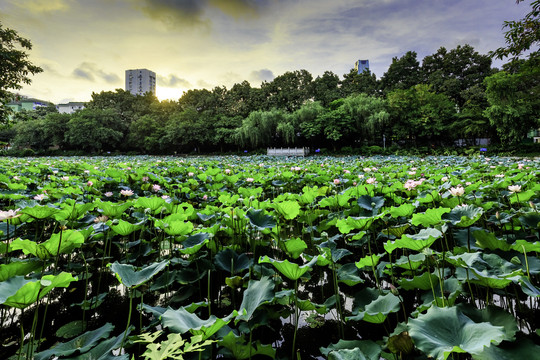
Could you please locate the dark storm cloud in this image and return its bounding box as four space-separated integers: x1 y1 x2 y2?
135 0 269 27
250 69 274 83
158 74 193 88
72 62 120 84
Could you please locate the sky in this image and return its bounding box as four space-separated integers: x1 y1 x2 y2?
0 0 532 104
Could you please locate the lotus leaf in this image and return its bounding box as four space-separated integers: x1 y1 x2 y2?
179 232 210 255
258 255 319 281
408 306 506 360
273 200 301 220
109 260 169 289
347 292 401 323
445 204 484 227
218 331 276 359
411 207 451 227
283 238 307 259
320 339 381 360
236 276 274 322
245 209 276 230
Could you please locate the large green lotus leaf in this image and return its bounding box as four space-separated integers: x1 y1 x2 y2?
408 306 506 360
179 233 210 255
34 323 114 360
283 238 307 259
320 339 380 360
245 209 276 230
2 272 76 309
96 201 132 218
347 293 401 324
518 212 540 229
411 207 451 227
388 203 416 218
111 219 143 236
355 254 381 269
109 260 168 289
214 248 252 275
458 304 518 342
394 253 426 270
236 276 274 322
318 196 339 209
134 196 166 213
472 338 540 360
384 228 442 253
473 230 511 251
511 239 540 253
20 204 60 219
445 204 484 227
519 276 540 297
218 331 276 360
163 220 194 236
398 271 439 291
336 216 375 234
328 348 368 360
508 189 535 204
0 258 42 282
258 255 318 281
161 307 237 340
273 200 300 220
382 224 410 238
54 202 96 221
357 195 385 214
467 253 523 289
337 263 364 286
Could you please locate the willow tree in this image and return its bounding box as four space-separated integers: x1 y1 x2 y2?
234 109 290 148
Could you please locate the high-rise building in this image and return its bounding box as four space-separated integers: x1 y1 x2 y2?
355 60 370 74
125 69 156 96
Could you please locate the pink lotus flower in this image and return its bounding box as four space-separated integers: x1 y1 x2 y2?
343 169 350 174
225 169 231 174
61 176 69 181
449 186 465 197
366 177 377 184
203 195 208 200
188 172 194 177
87 181 93 187
120 189 134 197
0 208 21 221
246 178 254 182
152 184 161 192
333 179 340 185
142 176 149 182
13 176 20 181
104 192 113 197
34 194 47 201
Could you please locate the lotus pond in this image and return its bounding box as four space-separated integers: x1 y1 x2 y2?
0 154 539 360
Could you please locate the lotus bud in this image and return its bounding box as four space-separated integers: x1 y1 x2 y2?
530 201 536 210
495 211 500 220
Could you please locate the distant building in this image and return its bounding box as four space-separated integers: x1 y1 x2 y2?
56 102 85 114
7 96 50 113
125 69 156 96
355 60 370 74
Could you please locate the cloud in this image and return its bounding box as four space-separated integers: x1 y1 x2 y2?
133 0 269 29
72 63 120 84
8 0 72 14
158 74 192 88
249 69 274 84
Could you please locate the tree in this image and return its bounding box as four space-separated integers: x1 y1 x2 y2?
484 69 539 145
379 51 421 94
387 84 456 146
65 108 124 152
311 71 341 106
491 0 540 61
0 22 43 123
421 45 493 109
261 70 313 112
340 69 379 97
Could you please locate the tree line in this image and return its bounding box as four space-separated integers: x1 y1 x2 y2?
1 0 539 155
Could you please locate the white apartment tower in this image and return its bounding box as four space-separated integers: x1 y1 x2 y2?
125 69 156 96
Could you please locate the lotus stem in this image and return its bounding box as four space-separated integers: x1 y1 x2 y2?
292 278 299 360
120 288 133 352
521 245 530 279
